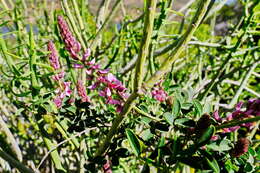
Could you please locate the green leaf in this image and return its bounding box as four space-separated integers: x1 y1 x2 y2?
163 112 174 125
172 98 181 117
206 157 220 173
126 129 141 156
174 118 195 127
198 126 215 146
243 162 254 172
140 129 153 141
207 139 231 152
193 99 203 116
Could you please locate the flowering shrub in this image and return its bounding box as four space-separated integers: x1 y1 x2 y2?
0 0 259 173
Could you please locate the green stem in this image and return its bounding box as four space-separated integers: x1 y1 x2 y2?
95 0 157 157
229 60 258 108
61 0 87 51
0 104 22 162
216 116 260 130
134 0 157 92
72 0 85 31
0 149 34 173
133 106 161 122
90 0 122 50
145 0 211 88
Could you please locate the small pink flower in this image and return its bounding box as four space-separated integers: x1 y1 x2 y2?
107 73 117 82
213 110 222 122
98 69 110 74
52 71 65 81
105 87 112 97
107 98 121 105
73 64 84 69
63 82 72 97
86 69 93 75
116 105 123 113
87 82 100 90
87 58 96 65
54 96 63 108
211 135 219 141
151 87 167 102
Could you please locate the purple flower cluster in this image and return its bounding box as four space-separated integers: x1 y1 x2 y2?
47 41 73 108
230 138 250 158
213 99 260 133
53 82 72 108
57 16 81 60
50 15 128 111
48 41 60 70
151 82 167 102
47 41 65 81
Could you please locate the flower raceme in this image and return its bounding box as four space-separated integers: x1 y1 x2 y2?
47 41 60 70
151 82 167 102
57 15 81 60
230 138 250 158
50 16 129 111
47 41 65 81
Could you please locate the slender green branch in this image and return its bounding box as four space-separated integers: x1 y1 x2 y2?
72 0 85 31
61 0 87 51
0 149 34 173
133 106 161 122
229 61 258 108
0 103 22 162
145 0 211 88
94 0 157 157
90 0 122 50
216 116 260 130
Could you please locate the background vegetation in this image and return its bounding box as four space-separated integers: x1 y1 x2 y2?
0 0 259 172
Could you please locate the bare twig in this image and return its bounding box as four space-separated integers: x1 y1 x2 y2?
37 129 90 170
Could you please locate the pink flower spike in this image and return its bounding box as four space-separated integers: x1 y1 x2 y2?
47 41 60 70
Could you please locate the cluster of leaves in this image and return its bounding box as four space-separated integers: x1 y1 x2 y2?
0 0 259 173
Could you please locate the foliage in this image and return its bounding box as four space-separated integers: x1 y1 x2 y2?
0 0 259 172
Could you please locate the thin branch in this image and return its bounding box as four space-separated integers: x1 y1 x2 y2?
37 129 90 170
223 79 260 98
216 116 260 130
0 149 35 173
145 0 212 88
94 0 158 157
